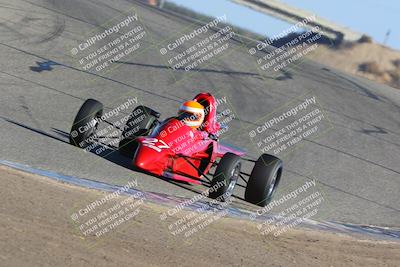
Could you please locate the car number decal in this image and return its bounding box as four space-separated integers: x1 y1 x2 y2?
142 138 170 152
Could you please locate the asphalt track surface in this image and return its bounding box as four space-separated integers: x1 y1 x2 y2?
0 0 399 226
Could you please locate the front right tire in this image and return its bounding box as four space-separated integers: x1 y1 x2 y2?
209 152 241 202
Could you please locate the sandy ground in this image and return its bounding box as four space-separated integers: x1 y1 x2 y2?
0 165 399 267
309 42 400 88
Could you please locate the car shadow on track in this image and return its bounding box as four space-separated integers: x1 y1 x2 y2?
5 117 400 214
2 117 248 203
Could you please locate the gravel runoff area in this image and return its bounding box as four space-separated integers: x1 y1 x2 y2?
0 165 399 267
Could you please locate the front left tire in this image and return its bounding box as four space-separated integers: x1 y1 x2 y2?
69 99 103 148
245 154 282 207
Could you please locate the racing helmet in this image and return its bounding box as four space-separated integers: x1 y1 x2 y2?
178 100 205 129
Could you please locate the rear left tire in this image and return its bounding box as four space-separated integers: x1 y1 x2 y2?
118 105 159 158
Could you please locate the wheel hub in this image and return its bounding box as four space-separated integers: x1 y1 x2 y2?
226 164 240 197
267 170 278 196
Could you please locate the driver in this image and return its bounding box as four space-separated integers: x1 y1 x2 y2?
177 100 205 130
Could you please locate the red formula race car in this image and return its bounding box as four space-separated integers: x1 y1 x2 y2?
69 93 283 206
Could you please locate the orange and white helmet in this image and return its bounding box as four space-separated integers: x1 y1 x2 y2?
178 100 205 129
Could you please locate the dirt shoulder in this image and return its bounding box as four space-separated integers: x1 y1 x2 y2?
309 42 400 89
0 165 399 267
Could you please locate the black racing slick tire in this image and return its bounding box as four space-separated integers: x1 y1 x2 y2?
69 99 103 148
209 152 241 202
118 106 159 158
245 154 282 207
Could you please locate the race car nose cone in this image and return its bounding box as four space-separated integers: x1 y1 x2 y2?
136 158 150 168
133 145 166 176
133 152 152 168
